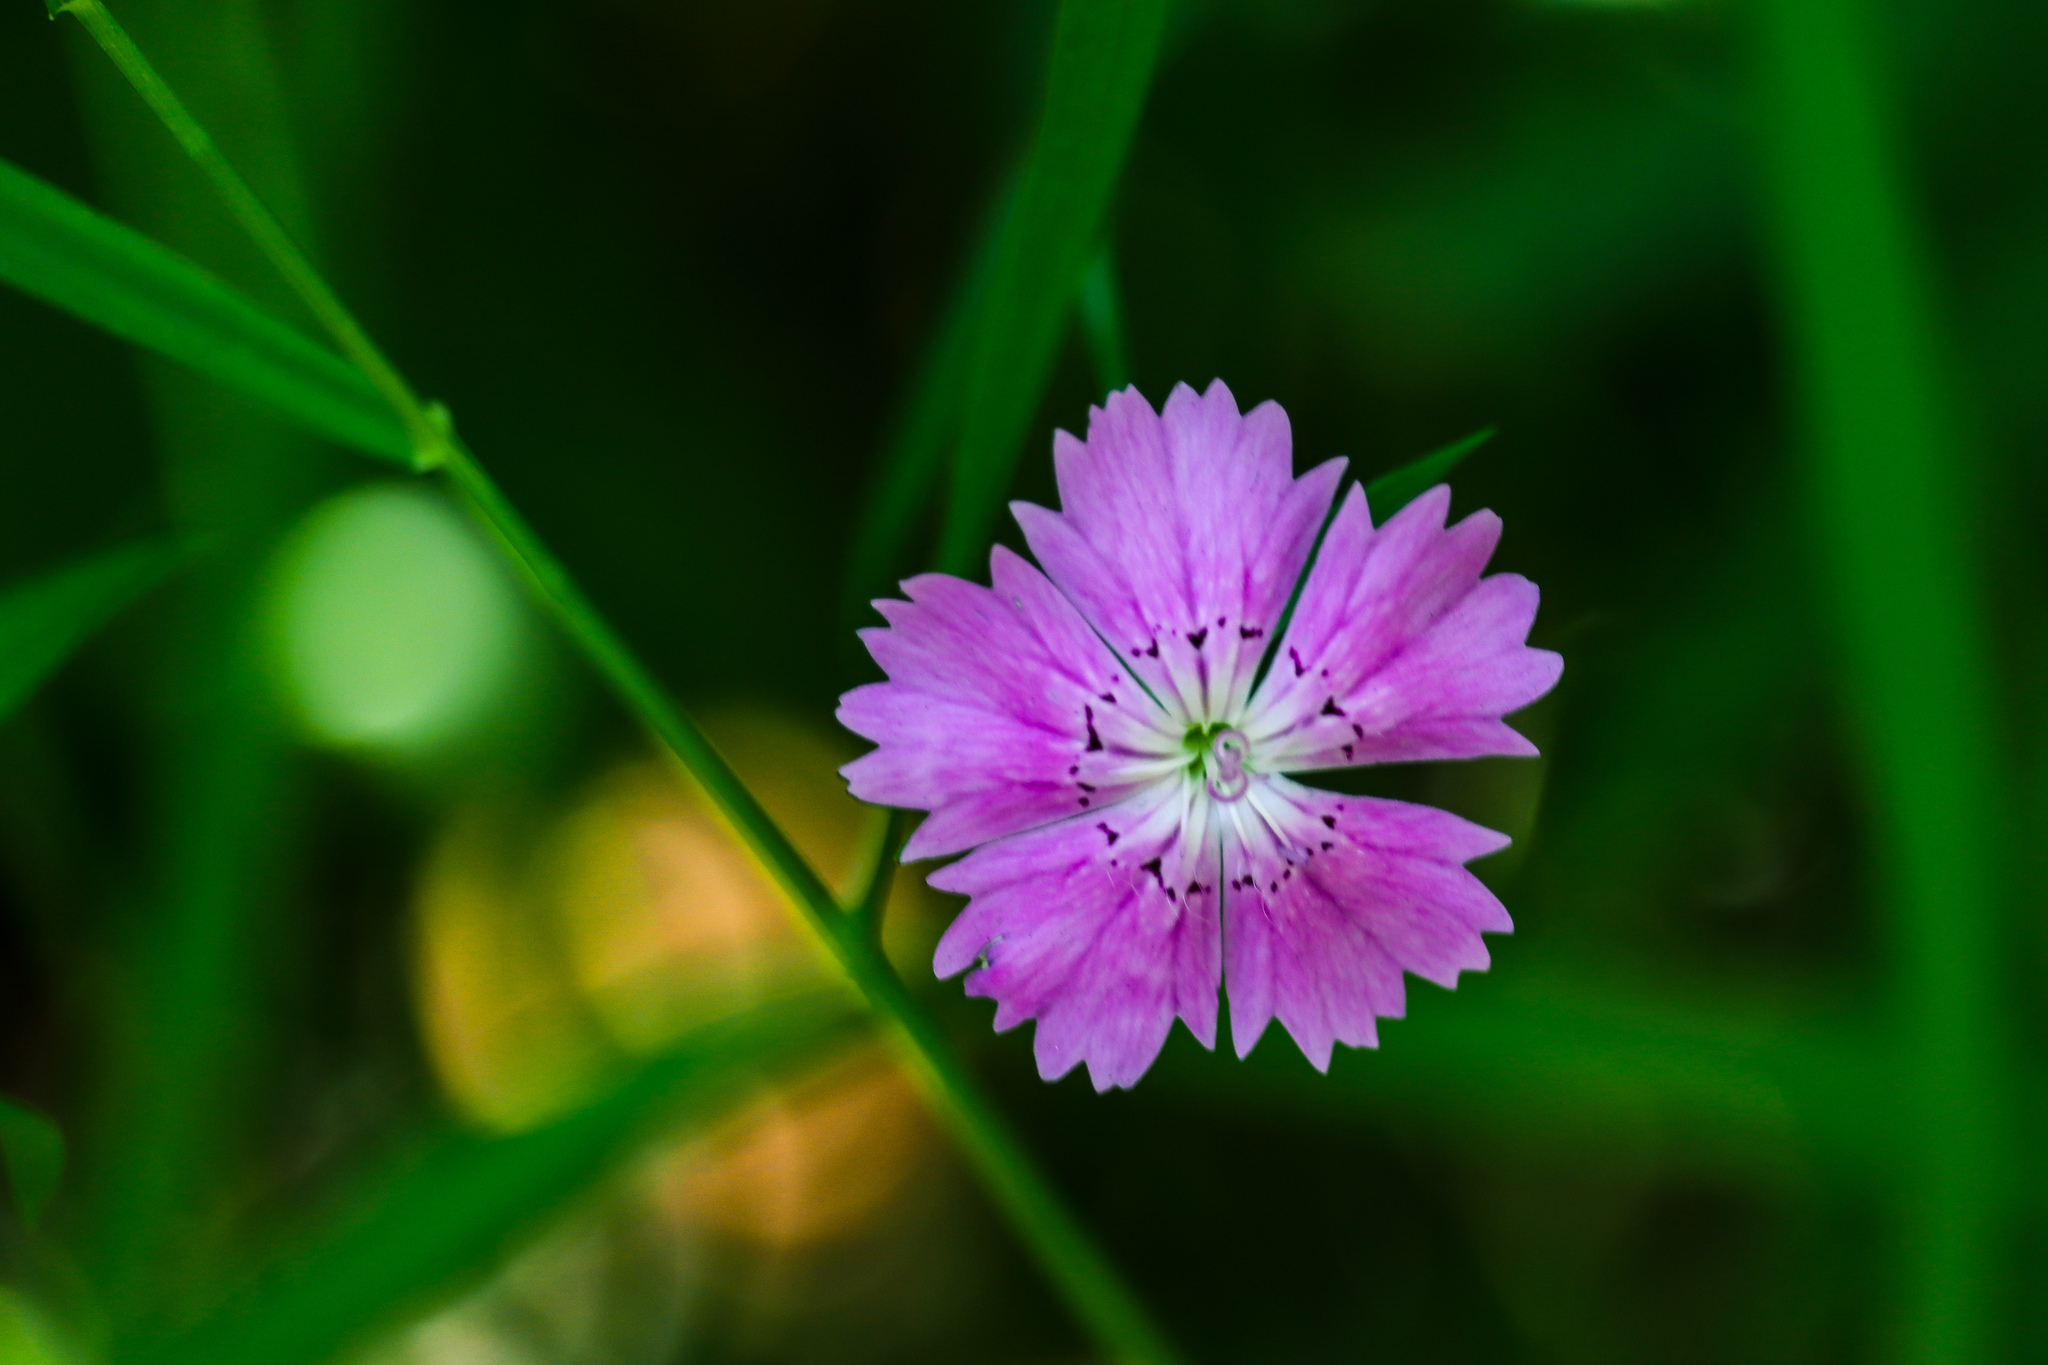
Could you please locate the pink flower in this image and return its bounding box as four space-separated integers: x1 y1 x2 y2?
839 382 1562 1090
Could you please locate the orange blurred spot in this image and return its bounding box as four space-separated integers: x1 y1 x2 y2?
560 710 878 1052
648 1044 931 1250
414 709 943 1243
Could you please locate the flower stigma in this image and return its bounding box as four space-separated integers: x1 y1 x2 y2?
1200 725 1252 803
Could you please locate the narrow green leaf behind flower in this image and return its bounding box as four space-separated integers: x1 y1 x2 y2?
0 538 178 723
0 157 408 464
937 0 1176 576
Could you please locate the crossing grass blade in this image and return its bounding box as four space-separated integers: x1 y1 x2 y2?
935 0 1175 576
1754 0 2008 1357
120 995 865 1365
0 157 408 464
55 7 1190 1356
0 1097 65 1232
0 539 178 723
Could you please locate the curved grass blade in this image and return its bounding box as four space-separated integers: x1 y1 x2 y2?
0 157 408 464
0 1097 65 1232
1754 0 2008 1357
936 0 1175 575
0 539 178 722
123 995 864 1365
1363 425 1494 520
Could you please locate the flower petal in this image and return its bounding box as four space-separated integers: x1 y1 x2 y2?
1246 484 1561 771
1221 776 1509 1069
930 779 1220 1091
840 546 1178 861
1012 381 1344 726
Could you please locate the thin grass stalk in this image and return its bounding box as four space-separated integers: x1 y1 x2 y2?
440 441 1184 1365
57 7 1184 1359
52 0 440 465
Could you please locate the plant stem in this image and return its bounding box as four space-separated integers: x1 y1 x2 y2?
62 7 1186 1355
52 0 443 468
850 806 914 939
440 441 1182 1365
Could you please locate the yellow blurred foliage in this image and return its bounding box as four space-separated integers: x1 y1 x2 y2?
412 708 943 1248
414 807 621 1133
648 1044 929 1250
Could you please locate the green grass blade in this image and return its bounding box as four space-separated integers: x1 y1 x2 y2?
1754 0 2008 1358
0 539 177 722
936 0 1175 576
1158 964 1902 1189
51 0 439 463
122 996 864 1365
1077 244 1131 397
0 157 408 464
443 441 1186 1365
1363 425 1494 519
0 1097 65 1232
59 12 1186 1352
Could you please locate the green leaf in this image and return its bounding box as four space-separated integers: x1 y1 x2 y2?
1157 961 1901 1187
0 539 178 723
936 0 1175 575
125 995 863 1365
1362 425 1494 520
1756 0 2008 1356
0 1097 65 1231
0 156 409 464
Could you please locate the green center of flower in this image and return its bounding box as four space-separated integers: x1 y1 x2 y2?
1185 721 1252 802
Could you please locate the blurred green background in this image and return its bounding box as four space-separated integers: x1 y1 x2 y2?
2 0 2046 1361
